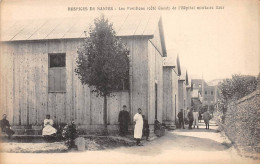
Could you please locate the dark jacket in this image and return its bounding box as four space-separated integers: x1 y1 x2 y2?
187 111 194 121
0 119 10 131
118 110 130 125
177 111 184 121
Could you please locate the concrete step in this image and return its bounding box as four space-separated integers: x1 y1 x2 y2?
0 135 45 143
13 129 42 135
12 125 42 130
163 121 177 130
166 125 176 130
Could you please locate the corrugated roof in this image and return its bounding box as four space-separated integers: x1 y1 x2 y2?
1 13 161 42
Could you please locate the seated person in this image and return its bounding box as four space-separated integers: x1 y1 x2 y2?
142 115 150 141
42 115 57 139
0 114 15 139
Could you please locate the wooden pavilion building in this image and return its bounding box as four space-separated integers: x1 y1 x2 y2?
0 13 167 134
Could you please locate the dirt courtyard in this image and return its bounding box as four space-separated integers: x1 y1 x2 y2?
0 122 259 164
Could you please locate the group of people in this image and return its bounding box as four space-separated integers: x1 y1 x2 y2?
177 108 211 129
1 105 212 145
118 105 149 146
0 113 60 140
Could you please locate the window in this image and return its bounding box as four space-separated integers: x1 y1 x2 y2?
48 53 66 92
211 91 213 95
205 91 207 95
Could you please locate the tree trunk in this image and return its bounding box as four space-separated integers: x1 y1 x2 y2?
103 94 108 135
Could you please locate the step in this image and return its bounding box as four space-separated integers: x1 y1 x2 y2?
13 129 42 135
13 125 42 130
163 121 177 130
0 135 45 143
166 125 176 130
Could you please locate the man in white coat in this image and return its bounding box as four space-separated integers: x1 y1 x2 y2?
193 109 199 129
134 108 143 146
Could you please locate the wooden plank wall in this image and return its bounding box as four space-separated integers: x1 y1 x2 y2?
178 80 184 113
186 88 192 110
0 39 129 126
147 25 164 124
0 43 14 124
163 68 173 121
178 80 188 118
172 69 179 121
122 37 149 123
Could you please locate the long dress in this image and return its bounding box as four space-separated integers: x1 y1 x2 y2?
193 111 199 126
42 119 57 136
133 113 143 139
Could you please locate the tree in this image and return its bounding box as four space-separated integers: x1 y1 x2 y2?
75 15 130 134
217 74 257 122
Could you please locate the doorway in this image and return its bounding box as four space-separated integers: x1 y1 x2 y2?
155 83 158 120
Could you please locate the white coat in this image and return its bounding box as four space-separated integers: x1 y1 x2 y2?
133 113 143 139
42 119 57 136
193 112 199 126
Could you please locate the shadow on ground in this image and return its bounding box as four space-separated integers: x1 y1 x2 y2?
114 128 230 156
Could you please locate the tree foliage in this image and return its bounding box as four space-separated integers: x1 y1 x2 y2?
217 74 257 122
75 14 130 97
75 15 130 133
219 74 257 102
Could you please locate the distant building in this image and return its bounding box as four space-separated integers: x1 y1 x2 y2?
191 89 202 113
191 79 218 112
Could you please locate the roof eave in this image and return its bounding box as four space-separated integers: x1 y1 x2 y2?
0 34 154 43
163 65 176 68
158 17 167 57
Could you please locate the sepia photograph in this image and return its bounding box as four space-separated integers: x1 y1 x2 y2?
0 0 259 164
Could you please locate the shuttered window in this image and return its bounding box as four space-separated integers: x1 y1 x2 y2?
48 53 66 93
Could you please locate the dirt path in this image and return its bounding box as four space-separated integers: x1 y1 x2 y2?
1 122 259 164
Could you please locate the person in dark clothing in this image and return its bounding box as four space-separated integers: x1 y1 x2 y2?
198 112 202 123
187 108 194 129
118 105 130 136
177 109 185 129
0 114 15 139
142 115 150 141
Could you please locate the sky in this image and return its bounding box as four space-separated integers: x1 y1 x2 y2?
1 0 259 81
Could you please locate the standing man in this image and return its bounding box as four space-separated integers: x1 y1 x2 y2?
133 108 143 146
193 109 199 129
0 114 15 139
177 109 185 129
203 110 211 129
118 105 130 136
187 108 194 129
